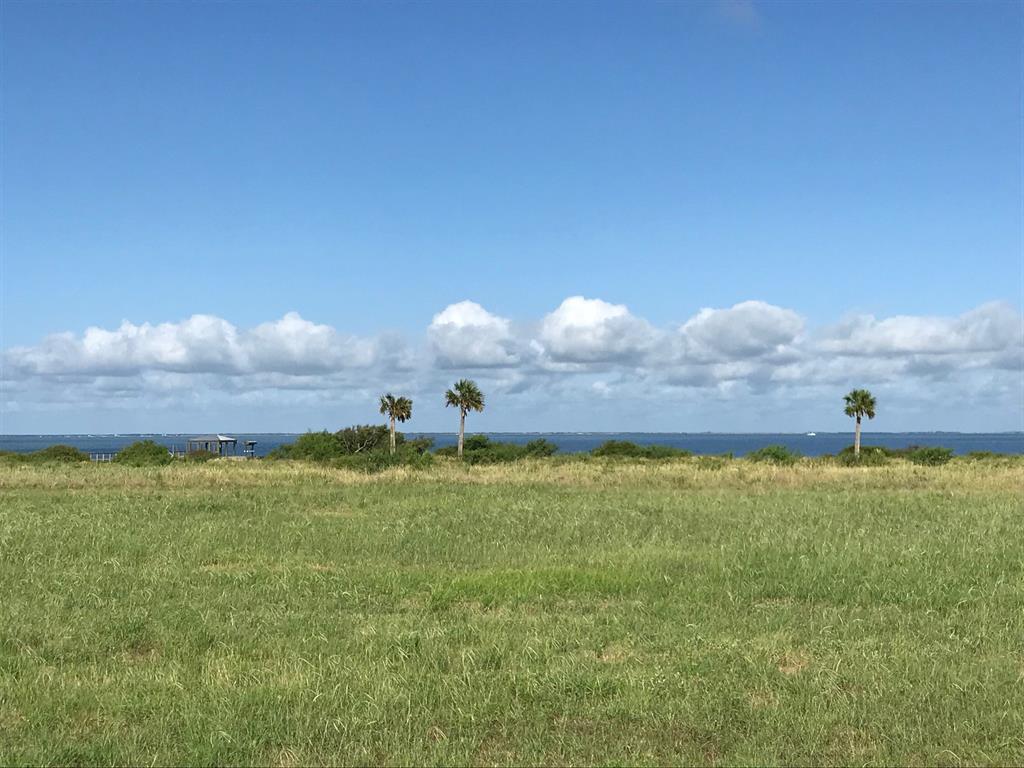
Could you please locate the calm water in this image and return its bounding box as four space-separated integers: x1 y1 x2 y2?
1 432 1021 457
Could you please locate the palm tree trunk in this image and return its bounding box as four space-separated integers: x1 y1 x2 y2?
390 416 396 455
458 410 465 459
854 415 862 456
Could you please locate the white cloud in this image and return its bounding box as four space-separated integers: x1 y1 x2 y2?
428 300 518 368
677 300 804 362
3 298 1021 432
246 312 375 373
819 302 1021 357
538 296 655 364
5 312 376 377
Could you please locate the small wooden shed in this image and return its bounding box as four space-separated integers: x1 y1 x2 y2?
186 434 238 456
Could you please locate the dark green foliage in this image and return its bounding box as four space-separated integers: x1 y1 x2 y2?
906 446 954 466
463 434 491 452
524 439 559 457
837 451 885 467
114 440 173 467
838 445 900 458
264 445 291 460
836 448 890 467
182 449 218 463
34 444 91 462
746 445 801 465
403 436 435 454
0 451 38 465
336 424 394 454
435 436 560 464
0 445 92 464
834 444 957 466
592 440 643 457
591 440 691 459
267 431 341 461
267 426 428 462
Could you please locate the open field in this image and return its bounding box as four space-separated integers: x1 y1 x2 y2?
1 458 1022 765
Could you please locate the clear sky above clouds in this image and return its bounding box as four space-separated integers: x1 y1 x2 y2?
1 0 1021 433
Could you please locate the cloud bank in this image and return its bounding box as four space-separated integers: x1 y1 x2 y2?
3 298 1021 431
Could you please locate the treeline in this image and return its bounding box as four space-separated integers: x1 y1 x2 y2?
2 435 1012 470
263 428 559 467
0 440 213 467
266 425 435 471
263 431 976 468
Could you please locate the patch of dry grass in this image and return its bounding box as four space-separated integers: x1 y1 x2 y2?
1 453 1020 493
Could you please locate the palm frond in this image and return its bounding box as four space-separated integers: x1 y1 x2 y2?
445 379 485 412
843 389 877 419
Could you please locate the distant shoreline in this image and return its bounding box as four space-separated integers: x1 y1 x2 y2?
3 431 1022 437
3 431 1022 458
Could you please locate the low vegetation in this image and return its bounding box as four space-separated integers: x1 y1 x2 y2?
834 444 955 467
1 458 1021 765
264 426 434 473
590 440 692 459
905 445 955 466
0 444 91 463
745 444 801 465
112 439 174 466
435 435 558 464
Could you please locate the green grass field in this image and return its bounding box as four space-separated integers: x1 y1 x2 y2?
1 458 1022 765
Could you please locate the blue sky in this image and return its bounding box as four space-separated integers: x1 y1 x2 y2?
2 0 1021 433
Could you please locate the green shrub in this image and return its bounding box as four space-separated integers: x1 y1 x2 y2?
404 436 435 454
24 445 91 463
0 445 92 464
114 440 173 467
836 447 890 467
524 439 559 457
746 445 800 465
336 424 394 454
592 440 645 457
838 444 900 459
906 446 954 466
838 444 957 464
182 449 218 463
267 431 341 461
267 425 424 462
591 440 691 459
435 436 560 464
463 434 492 452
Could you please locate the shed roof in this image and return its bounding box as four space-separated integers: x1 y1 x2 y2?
188 434 237 442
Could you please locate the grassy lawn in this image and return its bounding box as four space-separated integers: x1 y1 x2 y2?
1 459 1022 765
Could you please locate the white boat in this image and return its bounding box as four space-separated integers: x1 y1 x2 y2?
805 432 816 436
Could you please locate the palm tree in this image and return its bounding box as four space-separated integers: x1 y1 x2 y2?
843 388 877 457
378 393 413 455
444 379 485 459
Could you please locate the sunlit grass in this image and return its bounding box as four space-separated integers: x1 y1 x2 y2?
1 459 1021 765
